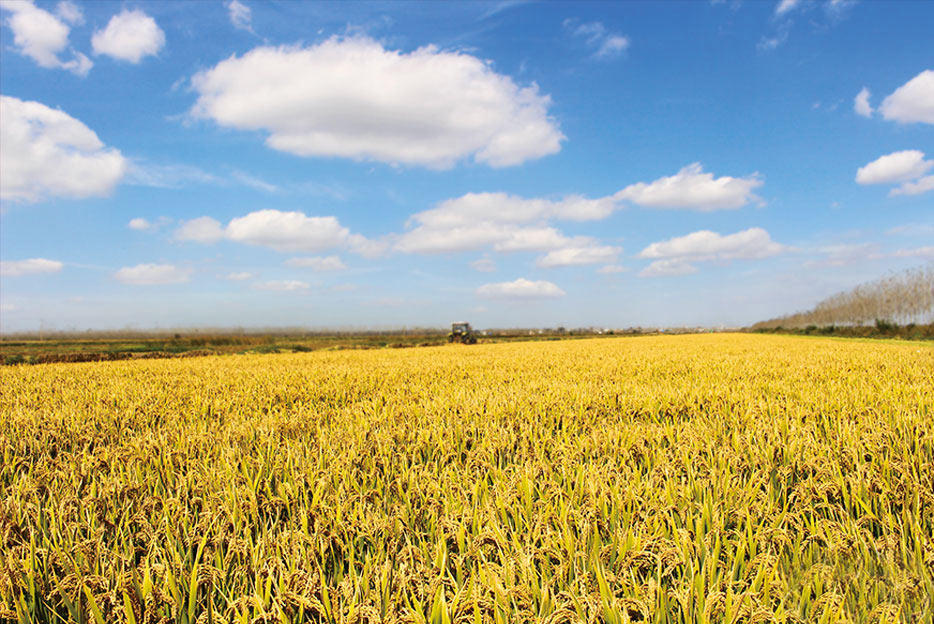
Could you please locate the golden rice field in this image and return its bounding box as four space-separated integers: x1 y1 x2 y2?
1 334 932 624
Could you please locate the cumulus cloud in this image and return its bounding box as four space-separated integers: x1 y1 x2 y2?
637 227 786 276
476 278 565 299
565 19 630 60
638 227 785 261
190 36 564 168
92 9 165 63
0 258 63 277
175 216 225 243
856 150 933 185
175 210 378 256
284 255 347 271
854 87 872 117
414 192 618 226
0 96 126 202
0 0 91 75
890 175 934 196
615 163 763 211
396 191 619 255
225 271 254 280
227 211 356 253
639 259 698 278
114 263 190 285
597 264 627 275
55 1 82 24
128 216 171 232
225 0 252 31
536 245 621 268
856 150 934 195
396 165 759 259
879 70 934 124
255 280 309 291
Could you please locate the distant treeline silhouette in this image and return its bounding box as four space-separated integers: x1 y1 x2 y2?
752 264 934 329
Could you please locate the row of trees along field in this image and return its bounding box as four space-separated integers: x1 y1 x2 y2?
751 264 934 329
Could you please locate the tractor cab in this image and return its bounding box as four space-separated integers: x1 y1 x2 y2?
449 322 478 344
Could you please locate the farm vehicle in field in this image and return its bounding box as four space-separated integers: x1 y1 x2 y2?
449 322 478 344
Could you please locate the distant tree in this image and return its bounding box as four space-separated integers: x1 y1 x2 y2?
752 264 934 329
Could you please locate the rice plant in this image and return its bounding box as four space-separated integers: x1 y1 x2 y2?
1 334 931 623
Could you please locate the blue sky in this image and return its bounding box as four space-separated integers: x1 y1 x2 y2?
1 0 932 332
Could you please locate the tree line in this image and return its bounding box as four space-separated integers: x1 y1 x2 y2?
752 264 934 329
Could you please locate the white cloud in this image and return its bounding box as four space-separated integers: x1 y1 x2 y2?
414 192 618 226
190 36 563 168
536 245 621 268
92 9 165 63
231 170 277 193
597 264 628 275
854 87 872 117
125 162 276 193
470 258 496 272
0 258 63 277
615 163 763 211
638 227 786 264
176 210 377 256
128 216 171 232
891 175 934 196
227 210 355 253
225 0 252 31
774 0 800 15
825 0 856 17
566 20 630 60
0 96 126 202
55 0 82 24
114 263 190 285
476 278 565 299
0 0 91 75
639 259 699 278
493 227 580 252
175 216 225 243
125 162 222 189
757 29 789 52
886 223 934 236
284 255 347 271
396 165 759 257
879 70 934 124
225 271 254 280
399 221 571 255
255 280 309 291
894 246 934 259
856 150 932 184
596 35 630 59
396 191 619 254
